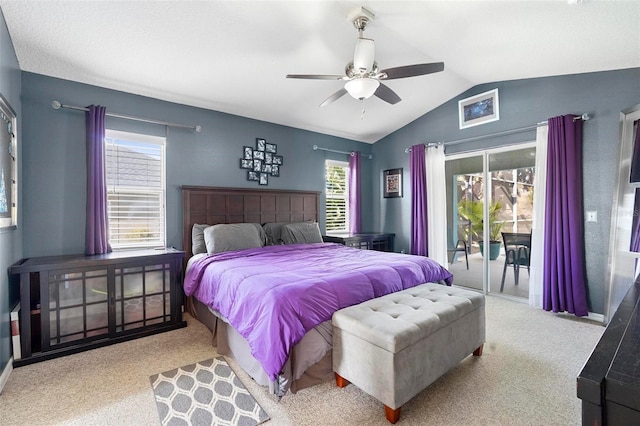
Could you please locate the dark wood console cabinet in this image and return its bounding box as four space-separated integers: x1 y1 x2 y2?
577 278 640 424
10 248 186 366
323 233 395 252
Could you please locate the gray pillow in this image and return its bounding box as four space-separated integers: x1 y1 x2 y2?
192 223 211 255
280 222 323 245
203 223 266 254
262 222 290 245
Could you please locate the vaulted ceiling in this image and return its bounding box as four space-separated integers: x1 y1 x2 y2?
1 1 638 143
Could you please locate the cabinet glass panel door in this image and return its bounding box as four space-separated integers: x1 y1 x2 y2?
144 264 171 326
48 269 109 346
115 263 172 332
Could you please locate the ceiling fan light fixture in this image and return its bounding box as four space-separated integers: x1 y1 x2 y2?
345 78 380 100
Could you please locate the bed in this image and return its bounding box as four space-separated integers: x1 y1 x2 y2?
181 186 453 397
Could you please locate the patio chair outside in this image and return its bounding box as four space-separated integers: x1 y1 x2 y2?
500 232 531 292
448 239 469 270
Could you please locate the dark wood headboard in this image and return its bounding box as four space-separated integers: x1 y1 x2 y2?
181 186 320 259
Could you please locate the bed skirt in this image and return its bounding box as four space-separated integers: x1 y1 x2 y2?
190 297 334 396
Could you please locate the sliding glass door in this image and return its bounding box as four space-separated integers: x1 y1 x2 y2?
446 154 484 292
446 144 536 298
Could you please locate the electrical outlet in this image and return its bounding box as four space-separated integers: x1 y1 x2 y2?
586 211 597 222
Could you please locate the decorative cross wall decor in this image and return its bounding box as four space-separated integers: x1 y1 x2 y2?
240 138 283 186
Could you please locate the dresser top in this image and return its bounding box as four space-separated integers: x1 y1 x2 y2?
10 247 185 273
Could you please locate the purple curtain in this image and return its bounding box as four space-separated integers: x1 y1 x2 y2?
629 121 640 182
410 144 428 256
348 151 362 234
85 105 112 255
543 115 588 316
631 188 640 253
629 126 640 266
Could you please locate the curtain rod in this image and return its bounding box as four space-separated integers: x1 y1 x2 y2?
404 113 590 153
51 100 202 132
313 144 373 160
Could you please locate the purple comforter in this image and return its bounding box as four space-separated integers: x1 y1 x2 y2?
184 243 453 381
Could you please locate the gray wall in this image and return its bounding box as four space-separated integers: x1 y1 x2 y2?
0 8 22 376
20 72 373 257
371 68 640 314
7 34 640 364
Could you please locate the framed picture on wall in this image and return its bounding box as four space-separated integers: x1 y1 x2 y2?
239 137 283 186
0 93 17 230
458 88 499 129
265 142 277 153
259 172 269 186
243 146 253 160
383 168 403 198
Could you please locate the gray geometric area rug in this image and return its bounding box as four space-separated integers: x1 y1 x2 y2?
150 357 270 426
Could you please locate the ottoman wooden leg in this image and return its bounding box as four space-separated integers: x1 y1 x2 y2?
384 405 401 424
335 372 350 388
473 344 484 356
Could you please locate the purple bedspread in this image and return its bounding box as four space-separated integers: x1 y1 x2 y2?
184 243 453 381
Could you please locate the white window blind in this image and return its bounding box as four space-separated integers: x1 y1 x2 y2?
105 130 166 249
325 160 350 233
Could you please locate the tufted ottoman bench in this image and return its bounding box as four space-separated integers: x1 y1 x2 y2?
332 283 485 424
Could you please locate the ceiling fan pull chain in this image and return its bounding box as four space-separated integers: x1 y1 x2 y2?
361 99 366 119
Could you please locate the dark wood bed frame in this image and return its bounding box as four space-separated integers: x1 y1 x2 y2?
181 186 320 260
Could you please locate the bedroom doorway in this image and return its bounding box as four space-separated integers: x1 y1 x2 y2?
446 144 536 299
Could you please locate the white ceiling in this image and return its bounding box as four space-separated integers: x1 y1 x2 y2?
1 1 639 143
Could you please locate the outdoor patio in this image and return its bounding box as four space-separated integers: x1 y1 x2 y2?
448 250 529 299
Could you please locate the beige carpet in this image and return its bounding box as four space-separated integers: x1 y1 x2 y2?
0 295 603 426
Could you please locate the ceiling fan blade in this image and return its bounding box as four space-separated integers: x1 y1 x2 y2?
286 74 345 80
380 62 444 80
374 83 401 105
354 38 375 73
320 88 348 107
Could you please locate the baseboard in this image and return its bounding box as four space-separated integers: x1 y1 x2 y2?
480 291 606 324
587 312 605 324
0 357 13 394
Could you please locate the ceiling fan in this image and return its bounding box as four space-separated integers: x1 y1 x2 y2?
286 7 444 107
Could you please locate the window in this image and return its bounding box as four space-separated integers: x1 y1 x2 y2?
105 130 166 249
325 160 350 233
